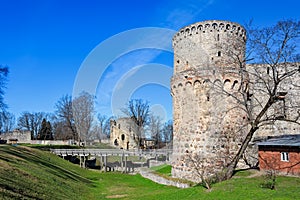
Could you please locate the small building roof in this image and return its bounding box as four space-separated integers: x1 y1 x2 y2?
257 135 300 147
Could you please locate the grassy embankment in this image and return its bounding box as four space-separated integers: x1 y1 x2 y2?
0 145 300 200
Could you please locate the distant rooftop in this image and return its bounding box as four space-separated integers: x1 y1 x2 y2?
257 135 300 147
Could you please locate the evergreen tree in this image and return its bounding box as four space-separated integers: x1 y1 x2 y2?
38 118 53 140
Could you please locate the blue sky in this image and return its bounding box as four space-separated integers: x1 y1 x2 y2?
1 0 300 121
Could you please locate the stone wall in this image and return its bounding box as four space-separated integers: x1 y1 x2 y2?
243 62 300 166
248 63 300 139
110 118 139 149
31 140 73 145
1 130 31 144
139 168 190 188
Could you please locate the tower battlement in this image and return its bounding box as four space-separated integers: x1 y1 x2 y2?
173 20 246 46
172 20 246 74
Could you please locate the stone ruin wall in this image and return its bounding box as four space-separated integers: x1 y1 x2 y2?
110 118 138 150
247 63 300 139
0 130 31 144
171 20 248 182
243 63 300 165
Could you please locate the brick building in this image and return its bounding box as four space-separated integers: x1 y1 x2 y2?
258 135 300 175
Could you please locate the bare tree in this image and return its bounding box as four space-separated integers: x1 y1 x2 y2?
17 112 31 132
97 114 111 139
161 120 173 143
148 114 162 146
0 111 15 134
55 95 77 140
186 154 216 190
122 99 150 148
52 120 70 140
0 66 8 112
50 117 74 140
215 20 300 179
72 92 95 144
17 112 47 139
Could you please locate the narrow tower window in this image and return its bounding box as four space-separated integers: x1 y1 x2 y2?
217 51 221 57
217 34 220 41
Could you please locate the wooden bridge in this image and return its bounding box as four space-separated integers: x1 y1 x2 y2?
50 148 172 157
50 149 172 173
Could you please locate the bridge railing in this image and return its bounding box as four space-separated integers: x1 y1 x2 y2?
50 148 173 157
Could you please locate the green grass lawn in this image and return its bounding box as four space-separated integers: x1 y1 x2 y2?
25 142 115 151
0 145 300 200
24 144 82 151
151 164 172 176
85 142 116 149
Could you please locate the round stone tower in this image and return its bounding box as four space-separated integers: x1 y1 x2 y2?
171 20 248 182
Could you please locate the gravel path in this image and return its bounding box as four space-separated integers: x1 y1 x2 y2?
138 168 190 188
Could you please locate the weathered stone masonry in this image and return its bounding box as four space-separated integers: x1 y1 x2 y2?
110 118 138 150
171 20 248 182
171 20 300 182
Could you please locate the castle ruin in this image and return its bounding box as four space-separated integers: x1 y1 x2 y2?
171 20 300 182
110 118 139 149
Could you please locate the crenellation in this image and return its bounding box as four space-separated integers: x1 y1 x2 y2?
173 20 246 48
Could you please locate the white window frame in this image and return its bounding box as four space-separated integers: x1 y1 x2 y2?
281 152 289 162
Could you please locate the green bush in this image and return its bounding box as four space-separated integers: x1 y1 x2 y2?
261 170 276 190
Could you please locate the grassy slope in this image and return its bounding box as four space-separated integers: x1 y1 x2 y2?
0 145 98 200
0 145 300 200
